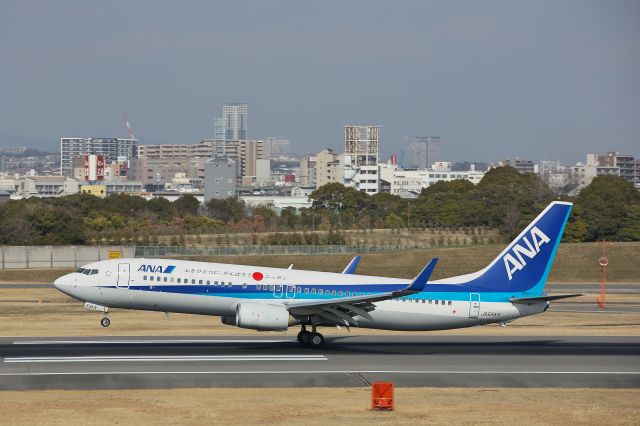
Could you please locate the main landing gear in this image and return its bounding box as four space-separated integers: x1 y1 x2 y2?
297 325 324 348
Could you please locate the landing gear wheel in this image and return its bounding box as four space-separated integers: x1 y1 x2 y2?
309 332 324 348
100 317 110 328
299 331 312 346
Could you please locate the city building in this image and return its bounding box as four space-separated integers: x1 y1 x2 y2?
128 158 207 189
265 137 291 158
502 158 537 174
60 137 137 177
314 148 343 188
13 176 80 198
298 155 317 187
410 136 442 169
138 141 214 159
598 152 638 184
344 125 380 194
204 157 237 201
223 103 248 140
390 166 485 198
239 195 312 213
213 117 225 141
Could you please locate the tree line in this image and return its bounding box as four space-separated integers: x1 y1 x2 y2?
0 166 637 245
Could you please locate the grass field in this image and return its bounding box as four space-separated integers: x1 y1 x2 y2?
1 242 638 284
0 388 638 425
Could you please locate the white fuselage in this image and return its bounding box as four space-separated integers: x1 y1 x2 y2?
54 258 547 332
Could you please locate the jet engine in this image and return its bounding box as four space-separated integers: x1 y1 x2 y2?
232 302 296 331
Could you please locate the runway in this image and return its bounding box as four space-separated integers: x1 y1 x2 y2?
1 335 638 390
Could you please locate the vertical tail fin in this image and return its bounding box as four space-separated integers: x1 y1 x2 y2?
439 201 572 294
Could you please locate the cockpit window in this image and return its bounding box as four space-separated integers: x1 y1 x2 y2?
89 269 98 275
82 269 91 275
76 268 85 273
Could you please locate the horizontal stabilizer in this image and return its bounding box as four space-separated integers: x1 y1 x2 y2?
342 255 361 274
509 294 583 303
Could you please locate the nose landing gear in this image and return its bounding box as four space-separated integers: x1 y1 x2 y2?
297 325 324 348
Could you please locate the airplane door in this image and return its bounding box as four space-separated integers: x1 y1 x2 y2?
469 293 480 318
117 263 130 288
285 285 296 299
273 284 284 299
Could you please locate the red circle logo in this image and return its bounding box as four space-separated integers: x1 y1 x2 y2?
252 272 264 281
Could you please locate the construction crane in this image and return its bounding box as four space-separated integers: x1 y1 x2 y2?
123 114 136 140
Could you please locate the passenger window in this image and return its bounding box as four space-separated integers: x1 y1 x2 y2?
304 288 309 294
422 299 426 303
332 290 337 296
269 285 274 291
242 283 247 289
150 276 154 281
428 300 432 304
206 280 210 285
318 289 324 295
199 280 203 285
402 296 406 301
143 275 147 281
170 277 174 283
164 277 168 282
338 291 343 296
346 291 351 297
297 287 301 293
214 281 218 286
311 288 316 294
275 285 281 291
256 284 261 290
448 301 452 306
192 279 195 284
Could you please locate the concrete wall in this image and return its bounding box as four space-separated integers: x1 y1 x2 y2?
0 246 135 269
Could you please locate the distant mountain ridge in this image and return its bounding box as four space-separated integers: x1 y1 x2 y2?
0 134 58 151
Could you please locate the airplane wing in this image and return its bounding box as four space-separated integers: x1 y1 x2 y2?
285 258 438 326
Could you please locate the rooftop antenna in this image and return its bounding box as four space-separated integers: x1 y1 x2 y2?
123 114 136 140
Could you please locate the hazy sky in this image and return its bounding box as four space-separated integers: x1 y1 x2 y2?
0 0 638 163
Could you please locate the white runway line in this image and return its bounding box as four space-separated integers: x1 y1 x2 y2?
0 370 638 376
5 355 327 363
12 339 295 345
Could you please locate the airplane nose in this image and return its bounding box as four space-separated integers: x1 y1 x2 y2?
53 275 65 290
53 274 73 294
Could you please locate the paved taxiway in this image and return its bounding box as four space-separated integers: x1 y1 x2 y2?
1 336 638 390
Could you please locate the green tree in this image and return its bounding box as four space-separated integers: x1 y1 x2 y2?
573 175 640 241
174 195 200 216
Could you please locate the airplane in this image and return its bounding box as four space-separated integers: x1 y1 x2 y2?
54 201 580 348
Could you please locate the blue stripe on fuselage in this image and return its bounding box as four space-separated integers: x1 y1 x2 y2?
97 283 537 303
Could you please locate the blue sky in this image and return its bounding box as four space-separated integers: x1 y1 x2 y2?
0 0 638 163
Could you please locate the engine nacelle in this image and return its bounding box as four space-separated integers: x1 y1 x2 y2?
234 302 295 331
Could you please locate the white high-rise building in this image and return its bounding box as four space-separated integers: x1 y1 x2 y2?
223 103 248 141
344 125 380 194
60 137 137 177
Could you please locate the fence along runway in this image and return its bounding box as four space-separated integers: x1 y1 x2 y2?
1 335 638 390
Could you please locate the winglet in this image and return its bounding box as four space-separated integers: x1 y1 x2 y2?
342 255 361 274
405 258 438 292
